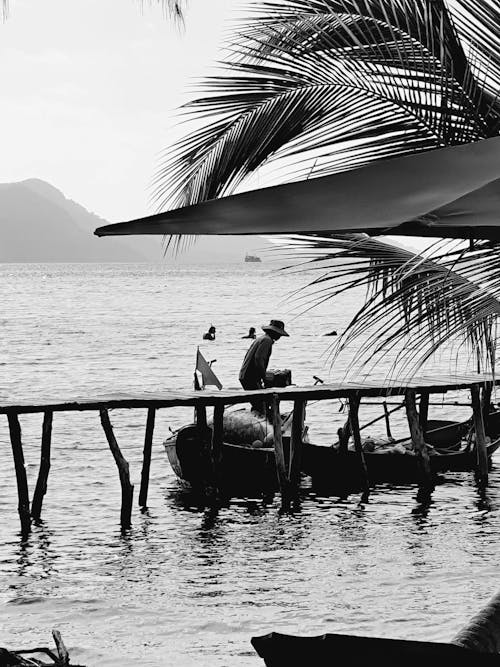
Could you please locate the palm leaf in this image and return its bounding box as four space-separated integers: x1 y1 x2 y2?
138 0 186 24
275 233 500 376
149 0 499 211
2 1 186 22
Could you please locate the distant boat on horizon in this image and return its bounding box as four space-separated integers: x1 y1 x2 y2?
245 253 262 263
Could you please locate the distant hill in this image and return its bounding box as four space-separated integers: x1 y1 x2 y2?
0 179 163 262
0 179 269 263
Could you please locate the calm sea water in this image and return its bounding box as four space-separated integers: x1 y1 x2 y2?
0 262 498 666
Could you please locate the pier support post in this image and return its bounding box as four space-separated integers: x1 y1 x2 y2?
31 410 53 521
289 400 305 502
139 408 155 508
99 409 134 529
482 381 493 436
194 402 216 496
382 401 392 439
211 402 225 497
196 404 207 430
471 384 488 487
419 391 429 438
7 412 31 535
348 393 370 503
271 394 289 509
405 390 434 502
338 416 351 456
196 403 216 496
337 416 351 500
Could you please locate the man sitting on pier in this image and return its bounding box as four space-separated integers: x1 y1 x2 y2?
239 319 289 415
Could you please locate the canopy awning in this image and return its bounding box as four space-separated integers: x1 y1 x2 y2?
95 136 500 240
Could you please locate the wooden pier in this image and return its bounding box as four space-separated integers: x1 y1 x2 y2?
2 373 497 534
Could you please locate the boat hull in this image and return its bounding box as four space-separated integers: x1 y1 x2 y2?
302 439 500 491
164 424 278 495
164 423 500 496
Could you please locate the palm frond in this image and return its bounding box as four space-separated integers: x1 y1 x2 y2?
1 1 186 23
275 233 500 376
154 0 500 211
138 0 186 25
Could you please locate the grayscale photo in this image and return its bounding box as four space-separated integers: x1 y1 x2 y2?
1 1 500 665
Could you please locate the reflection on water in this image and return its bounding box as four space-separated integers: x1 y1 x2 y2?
0 264 499 666
1 464 500 666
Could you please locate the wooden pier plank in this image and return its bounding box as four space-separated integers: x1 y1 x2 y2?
0 374 497 415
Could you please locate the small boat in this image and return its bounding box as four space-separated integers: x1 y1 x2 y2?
423 418 469 450
244 253 262 263
164 423 278 495
301 438 500 492
251 631 497 667
164 411 500 496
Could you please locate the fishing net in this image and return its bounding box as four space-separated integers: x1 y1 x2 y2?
208 407 273 447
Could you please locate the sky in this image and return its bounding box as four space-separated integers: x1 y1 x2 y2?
0 0 429 257
0 0 238 223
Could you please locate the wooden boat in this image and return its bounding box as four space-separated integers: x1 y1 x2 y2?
252 588 500 665
423 418 469 449
164 414 500 495
251 632 500 667
164 424 278 495
301 438 500 491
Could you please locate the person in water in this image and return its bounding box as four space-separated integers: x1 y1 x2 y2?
242 327 256 339
203 325 216 341
324 330 337 336
239 319 289 414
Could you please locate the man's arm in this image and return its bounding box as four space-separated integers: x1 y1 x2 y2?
254 337 273 383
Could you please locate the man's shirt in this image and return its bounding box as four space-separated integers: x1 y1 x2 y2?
239 334 273 384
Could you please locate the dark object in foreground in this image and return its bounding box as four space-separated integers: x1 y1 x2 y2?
252 588 500 666
93 137 500 241
251 633 500 667
0 630 85 667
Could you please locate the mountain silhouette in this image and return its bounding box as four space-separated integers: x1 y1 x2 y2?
0 178 271 263
0 179 159 262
